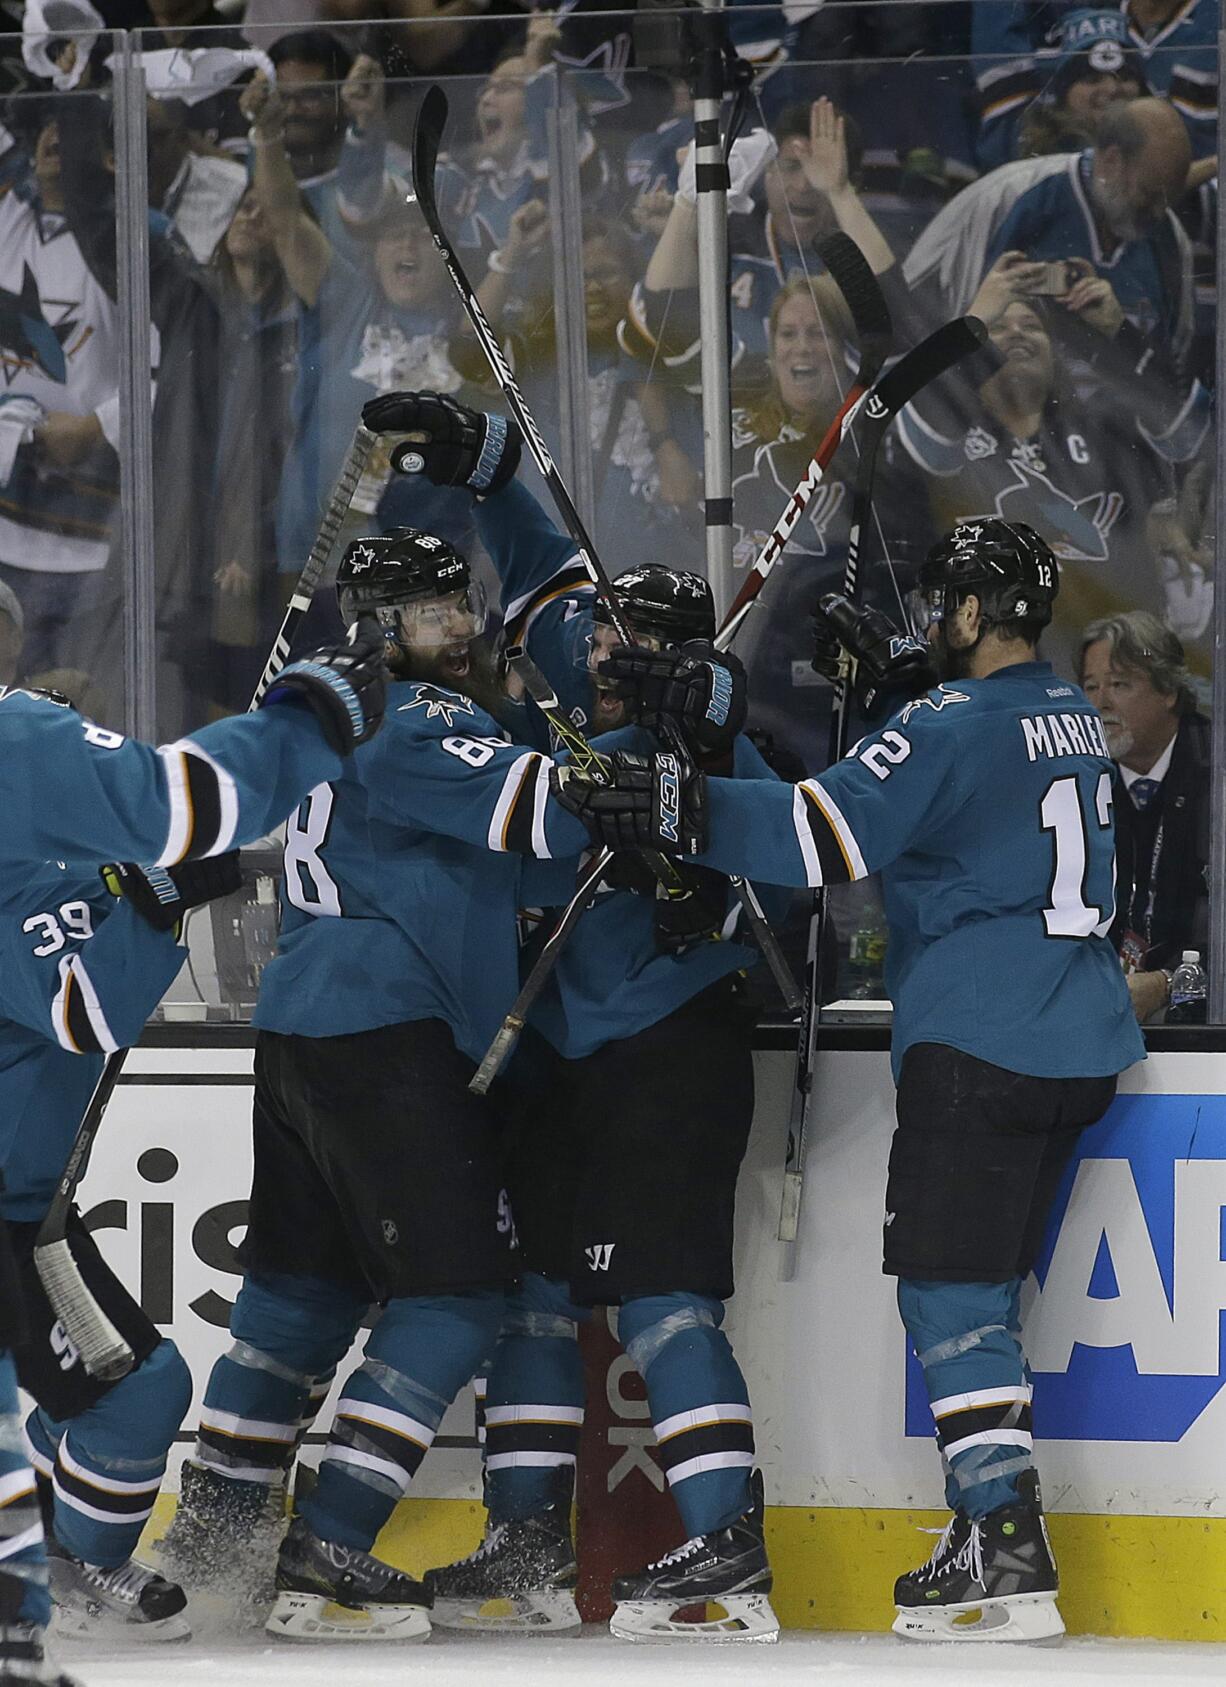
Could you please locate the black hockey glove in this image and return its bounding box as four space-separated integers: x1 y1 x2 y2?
653 862 726 954
261 618 386 757
551 751 707 855
362 390 523 498
101 851 243 933
811 594 937 719
600 641 747 758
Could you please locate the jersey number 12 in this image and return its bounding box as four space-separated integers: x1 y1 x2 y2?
1039 771 1114 939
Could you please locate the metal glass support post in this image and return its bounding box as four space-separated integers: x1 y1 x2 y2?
112 35 157 741
691 0 735 620
1209 29 1226 1021
547 71 596 535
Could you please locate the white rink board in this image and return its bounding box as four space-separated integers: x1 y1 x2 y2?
81 1044 1226 1516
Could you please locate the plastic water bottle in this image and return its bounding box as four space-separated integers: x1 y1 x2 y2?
848 918 888 1000
1167 950 1208 1025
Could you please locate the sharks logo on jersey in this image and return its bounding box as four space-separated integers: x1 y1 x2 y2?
398 684 476 728
983 460 1125 564
899 685 972 724
0 261 78 385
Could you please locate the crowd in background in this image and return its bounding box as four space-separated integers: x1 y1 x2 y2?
0 0 1216 1009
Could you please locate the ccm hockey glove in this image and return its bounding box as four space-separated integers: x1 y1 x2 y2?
102 852 243 933
601 641 747 757
261 618 386 756
551 751 708 855
363 390 523 497
812 594 937 718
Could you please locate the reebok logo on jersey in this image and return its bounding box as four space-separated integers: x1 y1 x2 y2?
585 1243 615 1271
400 684 475 727
899 686 971 724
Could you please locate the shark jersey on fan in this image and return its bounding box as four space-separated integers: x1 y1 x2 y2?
694 662 1145 1081
0 158 124 572
469 477 789 1059
0 686 345 871
253 678 589 1063
0 862 184 1220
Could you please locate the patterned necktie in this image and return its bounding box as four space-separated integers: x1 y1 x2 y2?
1130 777 1161 812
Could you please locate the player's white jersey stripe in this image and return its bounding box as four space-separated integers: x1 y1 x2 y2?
931 1386 1032 1419
654 1404 752 1443
665 1450 755 1486
791 785 822 887
51 1483 158 1527
199 1408 299 1445
325 1445 414 1494
0 1468 36 1508
801 780 867 880
58 1443 162 1495
195 1453 281 1485
484 1405 585 1428
0 1524 44 1562
943 1427 1034 1460
530 755 552 858
488 752 536 853
155 739 239 866
183 740 239 856
19 1430 51 1481
157 745 193 866
334 1397 434 1449
52 955 118 1056
486 1450 577 1471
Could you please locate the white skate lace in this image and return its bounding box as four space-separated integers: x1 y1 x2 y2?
464 1524 509 1564
915 1519 985 1589
646 1535 705 1573
82 1558 158 1604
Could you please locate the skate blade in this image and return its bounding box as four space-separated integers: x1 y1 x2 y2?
893 1590 1065 1644
52 1604 192 1646
430 1591 581 1633
610 1594 779 1644
266 1590 431 1643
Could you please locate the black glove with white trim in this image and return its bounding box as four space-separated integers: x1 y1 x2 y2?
601 640 747 757
363 390 522 497
551 751 707 855
261 617 386 756
811 594 937 718
101 852 243 933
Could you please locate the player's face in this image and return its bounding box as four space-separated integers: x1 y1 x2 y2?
396 585 488 685
771 292 838 421
587 622 663 730
1080 640 1178 767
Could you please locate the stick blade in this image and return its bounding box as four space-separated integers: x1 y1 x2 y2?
410 84 449 220
869 315 987 417
815 231 892 349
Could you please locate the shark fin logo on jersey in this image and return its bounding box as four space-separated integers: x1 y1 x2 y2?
400 684 476 727
900 685 971 724
0 263 77 384
979 461 1124 563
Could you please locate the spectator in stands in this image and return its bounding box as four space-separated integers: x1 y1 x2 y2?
241 68 472 601
893 248 1191 674
1077 610 1209 1021
972 0 1217 167
265 31 355 205
146 94 246 264
905 97 1195 367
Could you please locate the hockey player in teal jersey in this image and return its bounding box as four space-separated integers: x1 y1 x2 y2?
553 520 1145 1644
0 639 383 1686
165 529 598 1644
362 390 786 1644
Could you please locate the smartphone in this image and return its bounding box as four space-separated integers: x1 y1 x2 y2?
1026 260 1075 297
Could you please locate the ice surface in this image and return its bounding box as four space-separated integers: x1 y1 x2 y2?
63 1630 1226 1686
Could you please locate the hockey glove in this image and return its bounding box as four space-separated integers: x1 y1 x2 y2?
551 751 707 855
362 390 523 497
600 641 747 758
812 594 937 719
101 851 243 933
653 862 726 954
261 618 386 756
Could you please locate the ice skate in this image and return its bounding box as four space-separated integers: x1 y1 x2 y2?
0 1623 82 1686
424 1497 579 1633
893 1471 1064 1643
47 1543 190 1643
609 1470 778 1643
154 1462 285 1601
266 1515 432 1642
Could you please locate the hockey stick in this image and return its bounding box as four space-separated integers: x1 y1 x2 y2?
715 233 892 654
33 425 377 1380
779 316 988 1245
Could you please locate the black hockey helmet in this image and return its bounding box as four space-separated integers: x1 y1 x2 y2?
592 565 716 647
336 528 486 646
913 519 1058 635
